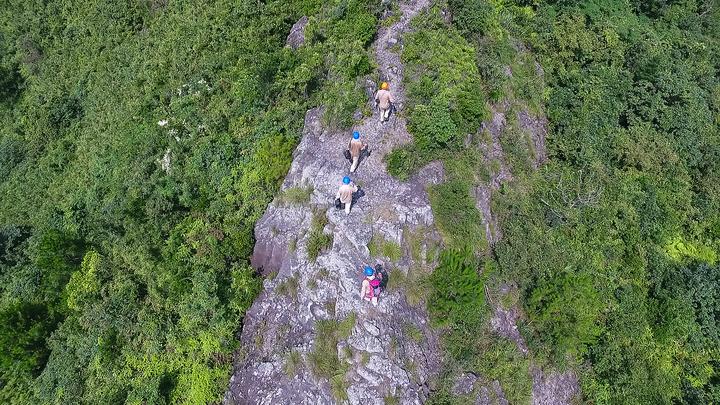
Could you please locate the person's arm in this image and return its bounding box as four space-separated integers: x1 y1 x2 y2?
336 188 341 199
352 184 359 192
362 142 368 149
360 280 368 299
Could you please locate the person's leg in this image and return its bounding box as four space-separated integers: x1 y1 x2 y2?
379 108 386 123
345 201 351 214
383 108 390 121
350 156 359 172
371 297 378 306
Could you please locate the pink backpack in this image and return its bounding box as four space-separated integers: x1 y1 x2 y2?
365 277 382 298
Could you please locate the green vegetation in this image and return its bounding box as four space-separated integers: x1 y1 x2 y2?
384 395 400 405
386 266 430 307
3 0 719 402
277 185 314 206
284 350 303 378
276 275 300 301
0 0 381 402
368 233 402 261
403 323 423 343
397 0 720 403
428 180 486 251
427 250 531 404
309 314 355 400
307 210 333 261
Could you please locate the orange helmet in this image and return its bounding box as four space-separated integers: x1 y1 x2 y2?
380 82 389 90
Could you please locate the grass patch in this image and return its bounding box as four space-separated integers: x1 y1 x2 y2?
368 233 402 262
309 314 357 400
498 123 533 176
276 275 299 300
307 210 332 261
404 227 425 263
330 374 349 401
285 350 302 378
288 237 297 253
428 180 486 251
403 226 441 264
385 144 434 181
473 336 532 404
384 395 400 405
386 266 430 307
404 323 423 343
277 184 314 206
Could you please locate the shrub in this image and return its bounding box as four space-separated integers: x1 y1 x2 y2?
278 185 314 206
307 211 333 261
428 180 485 251
385 144 430 181
428 249 487 330
409 98 460 151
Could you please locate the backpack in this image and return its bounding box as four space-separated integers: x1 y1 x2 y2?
343 149 352 161
375 264 388 290
366 277 382 298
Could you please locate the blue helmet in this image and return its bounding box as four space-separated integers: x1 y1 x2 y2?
364 266 374 276
353 131 360 139
343 176 351 184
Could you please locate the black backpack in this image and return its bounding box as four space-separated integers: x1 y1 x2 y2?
375 264 388 290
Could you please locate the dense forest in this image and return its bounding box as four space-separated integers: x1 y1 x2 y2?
1 0 718 404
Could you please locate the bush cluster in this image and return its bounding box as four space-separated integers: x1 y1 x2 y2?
0 0 380 402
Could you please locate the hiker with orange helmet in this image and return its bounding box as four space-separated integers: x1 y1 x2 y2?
374 82 394 123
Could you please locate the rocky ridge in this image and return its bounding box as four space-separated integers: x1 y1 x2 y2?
225 1 441 404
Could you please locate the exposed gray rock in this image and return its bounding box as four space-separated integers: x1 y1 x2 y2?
362 321 380 336
517 108 548 169
286 16 309 50
490 305 528 355
451 373 478 396
475 104 513 247
364 78 378 100
226 1 440 404
531 367 578 405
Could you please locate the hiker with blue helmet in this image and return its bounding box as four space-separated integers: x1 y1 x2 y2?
346 131 368 173
360 266 383 306
335 176 358 214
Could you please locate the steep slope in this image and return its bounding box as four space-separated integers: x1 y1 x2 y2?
225 1 444 403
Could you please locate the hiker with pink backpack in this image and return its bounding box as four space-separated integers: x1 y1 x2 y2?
359 265 386 306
